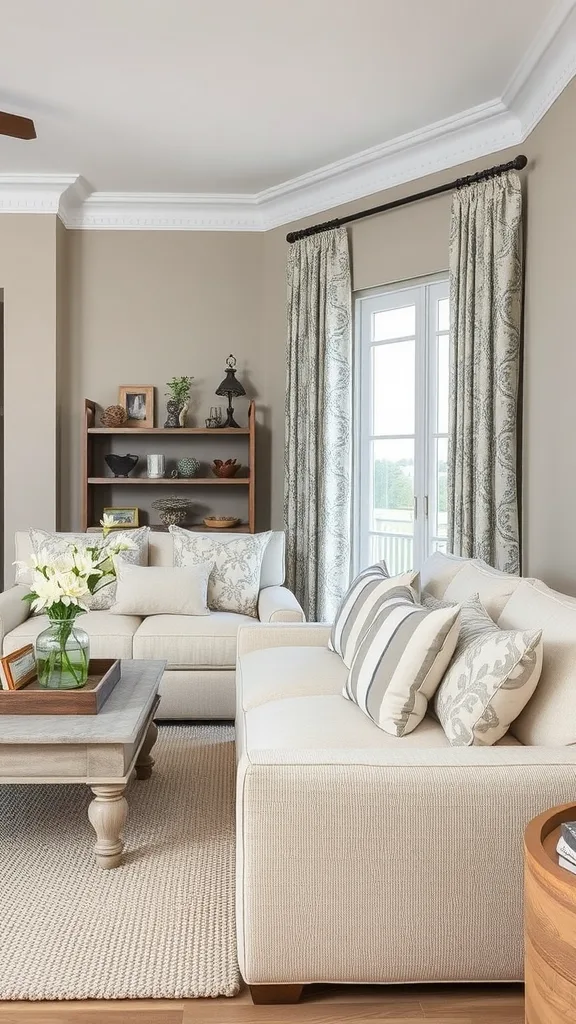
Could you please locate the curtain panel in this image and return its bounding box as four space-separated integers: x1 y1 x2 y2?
447 171 523 574
284 227 352 622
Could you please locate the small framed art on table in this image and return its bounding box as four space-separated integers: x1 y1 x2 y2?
118 386 154 428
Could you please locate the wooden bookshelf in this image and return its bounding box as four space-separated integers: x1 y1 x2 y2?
82 399 256 532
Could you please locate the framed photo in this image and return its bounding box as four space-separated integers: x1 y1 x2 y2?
118 385 154 428
103 507 139 528
0 644 37 691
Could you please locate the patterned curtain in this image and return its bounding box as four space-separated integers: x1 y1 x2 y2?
447 170 523 574
285 227 352 622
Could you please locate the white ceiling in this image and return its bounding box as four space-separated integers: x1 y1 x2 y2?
0 0 564 194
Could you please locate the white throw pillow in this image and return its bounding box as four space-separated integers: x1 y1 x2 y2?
109 561 211 616
344 590 461 736
329 563 419 669
170 527 271 617
22 527 149 611
434 595 543 747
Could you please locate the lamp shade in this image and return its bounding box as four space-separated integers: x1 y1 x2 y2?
215 354 246 397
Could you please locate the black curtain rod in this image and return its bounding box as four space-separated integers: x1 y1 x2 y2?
286 153 528 243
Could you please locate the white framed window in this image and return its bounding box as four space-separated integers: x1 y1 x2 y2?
354 276 450 575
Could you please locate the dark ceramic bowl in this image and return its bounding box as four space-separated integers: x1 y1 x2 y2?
105 453 139 478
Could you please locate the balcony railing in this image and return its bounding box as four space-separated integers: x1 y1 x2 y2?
370 530 413 576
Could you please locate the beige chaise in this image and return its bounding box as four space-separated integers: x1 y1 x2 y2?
0 529 304 718
235 552 576 1003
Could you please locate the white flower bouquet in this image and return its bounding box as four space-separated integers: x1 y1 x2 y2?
16 535 137 689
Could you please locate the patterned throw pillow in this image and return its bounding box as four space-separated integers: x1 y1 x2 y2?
344 590 461 736
329 562 419 669
170 527 271 617
24 528 150 611
433 595 543 746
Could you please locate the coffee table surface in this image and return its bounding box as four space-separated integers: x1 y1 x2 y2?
0 659 165 744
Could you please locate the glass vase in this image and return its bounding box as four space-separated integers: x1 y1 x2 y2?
35 616 90 690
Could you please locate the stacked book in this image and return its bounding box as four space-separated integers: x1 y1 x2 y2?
557 821 576 875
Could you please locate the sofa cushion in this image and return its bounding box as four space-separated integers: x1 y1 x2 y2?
238 646 347 711
442 559 524 620
132 611 254 669
420 551 468 597
434 596 543 747
498 580 576 746
110 561 211 616
3 611 142 660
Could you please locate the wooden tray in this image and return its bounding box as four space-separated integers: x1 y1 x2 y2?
0 659 121 715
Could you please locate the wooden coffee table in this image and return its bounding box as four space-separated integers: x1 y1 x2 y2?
0 659 165 869
525 803 576 1023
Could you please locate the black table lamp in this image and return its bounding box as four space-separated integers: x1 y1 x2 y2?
215 354 246 428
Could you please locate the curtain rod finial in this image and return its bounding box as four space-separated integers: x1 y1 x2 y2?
514 154 528 170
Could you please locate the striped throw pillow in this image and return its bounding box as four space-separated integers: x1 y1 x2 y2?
329 563 419 669
344 591 461 736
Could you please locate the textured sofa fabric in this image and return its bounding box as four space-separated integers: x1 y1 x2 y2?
3 529 304 719
235 555 576 987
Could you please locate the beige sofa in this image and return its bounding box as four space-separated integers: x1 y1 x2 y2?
1 529 304 718
235 552 576 1002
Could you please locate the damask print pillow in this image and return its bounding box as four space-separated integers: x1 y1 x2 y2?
24 527 150 611
170 527 271 617
434 595 543 746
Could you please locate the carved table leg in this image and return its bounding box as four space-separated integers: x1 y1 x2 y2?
88 784 128 869
135 721 158 780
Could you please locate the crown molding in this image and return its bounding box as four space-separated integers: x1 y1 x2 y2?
0 174 80 215
1 0 575 231
62 190 265 231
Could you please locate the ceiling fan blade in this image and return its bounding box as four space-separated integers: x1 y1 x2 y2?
0 111 36 140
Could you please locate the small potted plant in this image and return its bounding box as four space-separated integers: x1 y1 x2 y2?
164 376 194 428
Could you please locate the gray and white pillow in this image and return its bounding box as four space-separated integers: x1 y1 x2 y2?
344 590 461 736
170 526 271 617
24 527 149 611
329 562 419 669
434 595 543 746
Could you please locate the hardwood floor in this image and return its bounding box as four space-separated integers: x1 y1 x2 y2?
0 984 525 1023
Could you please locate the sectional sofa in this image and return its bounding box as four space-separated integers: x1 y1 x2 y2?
235 551 576 1002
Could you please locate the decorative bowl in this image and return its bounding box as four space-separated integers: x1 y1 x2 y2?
211 458 240 478
104 453 138 478
203 516 240 529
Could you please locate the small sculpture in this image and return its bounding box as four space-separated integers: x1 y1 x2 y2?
164 376 194 428
104 454 139 478
151 496 193 527
176 457 200 478
164 399 181 428
101 405 127 427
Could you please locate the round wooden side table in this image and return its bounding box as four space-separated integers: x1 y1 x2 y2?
525 803 576 1024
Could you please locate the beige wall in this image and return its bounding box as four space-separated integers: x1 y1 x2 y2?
61 231 267 531
2 76 574 590
0 214 59 584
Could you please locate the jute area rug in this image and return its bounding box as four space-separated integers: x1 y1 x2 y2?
0 724 240 1000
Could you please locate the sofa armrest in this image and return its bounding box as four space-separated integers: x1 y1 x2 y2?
0 586 31 648
258 586 305 624
236 746 576 985
237 622 331 658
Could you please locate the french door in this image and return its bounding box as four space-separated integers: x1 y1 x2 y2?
355 277 449 575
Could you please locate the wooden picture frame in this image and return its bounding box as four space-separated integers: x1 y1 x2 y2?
118 385 154 428
0 644 37 690
103 507 139 528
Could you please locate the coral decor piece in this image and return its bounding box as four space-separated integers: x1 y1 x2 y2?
211 459 240 478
